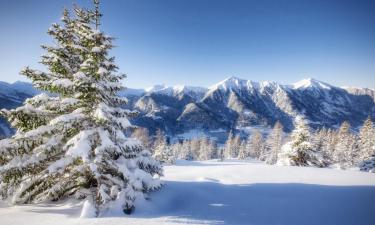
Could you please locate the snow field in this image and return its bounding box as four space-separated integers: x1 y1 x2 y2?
1 160 375 225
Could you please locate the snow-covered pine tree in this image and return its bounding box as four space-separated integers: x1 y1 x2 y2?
312 128 334 164
358 117 375 161
179 140 194 160
333 121 359 168
171 141 182 159
0 1 162 217
198 137 213 160
265 121 284 164
358 117 375 172
153 133 176 165
247 130 264 160
277 116 326 167
323 128 339 163
190 138 201 160
237 140 248 159
224 132 240 159
224 131 235 159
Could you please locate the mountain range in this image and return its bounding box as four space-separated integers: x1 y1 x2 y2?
1 77 374 142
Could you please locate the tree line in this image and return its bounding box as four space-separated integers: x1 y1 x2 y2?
132 117 375 172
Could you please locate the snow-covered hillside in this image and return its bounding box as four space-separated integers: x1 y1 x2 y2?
1 77 375 140
1 160 374 225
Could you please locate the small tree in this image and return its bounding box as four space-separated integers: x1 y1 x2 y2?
224 131 234 159
153 136 175 165
312 128 332 164
238 140 248 159
333 121 359 168
264 122 284 164
277 117 326 167
224 132 240 159
358 117 375 161
198 137 216 161
179 140 194 160
247 130 264 160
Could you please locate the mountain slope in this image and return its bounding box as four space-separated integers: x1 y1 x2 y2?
0 78 374 140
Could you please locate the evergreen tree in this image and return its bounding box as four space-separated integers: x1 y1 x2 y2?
358 117 375 172
312 128 329 161
153 135 175 165
264 122 284 164
224 132 240 159
198 137 215 161
358 117 375 161
179 140 194 160
0 2 162 216
190 138 201 160
152 129 164 150
237 140 248 159
224 131 234 159
334 121 359 168
247 130 264 160
323 128 339 163
277 116 326 167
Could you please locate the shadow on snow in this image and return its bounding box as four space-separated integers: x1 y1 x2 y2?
21 181 375 225
133 181 375 225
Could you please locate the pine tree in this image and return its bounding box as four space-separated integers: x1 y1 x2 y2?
358 117 375 161
247 130 264 160
237 140 248 159
224 132 240 159
153 135 175 165
190 138 201 160
358 117 375 172
265 122 284 164
0 2 162 217
277 116 326 167
334 121 359 168
312 127 341 165
323 128 339 163
224 131 234 159
179 140 194 160
198 137 215 161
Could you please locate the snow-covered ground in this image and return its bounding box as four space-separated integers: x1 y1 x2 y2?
1 160 375 225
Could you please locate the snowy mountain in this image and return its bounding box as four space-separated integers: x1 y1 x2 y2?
1 78 374 140
132 77 375 139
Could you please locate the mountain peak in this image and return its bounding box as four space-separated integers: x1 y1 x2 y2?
145 84 168 93
209 76 252 91
173 85 207 94
292 78 333 90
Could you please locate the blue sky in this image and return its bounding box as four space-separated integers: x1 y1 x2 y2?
0 0 374 89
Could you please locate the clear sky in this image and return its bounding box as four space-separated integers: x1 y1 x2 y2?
0 0 374 89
